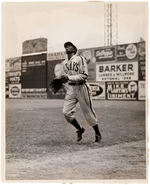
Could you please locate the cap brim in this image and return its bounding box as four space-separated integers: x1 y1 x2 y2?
64 42 74 48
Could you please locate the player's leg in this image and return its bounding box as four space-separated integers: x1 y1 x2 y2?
63 94 85 141
78 84 102 142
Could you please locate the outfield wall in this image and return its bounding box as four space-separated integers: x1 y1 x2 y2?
5 39 145 100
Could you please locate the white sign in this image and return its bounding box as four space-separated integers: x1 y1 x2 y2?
47 52 66 60
9 76 20 84
125 44 137 59
96 62 138 81
138 81 145 100
21 88 46 92
89 82 105 100
9 84 21 98
8 71 21 77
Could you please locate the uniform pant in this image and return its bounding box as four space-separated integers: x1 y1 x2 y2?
63 83 97 127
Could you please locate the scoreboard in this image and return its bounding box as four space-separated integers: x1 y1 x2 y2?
21 53 47 89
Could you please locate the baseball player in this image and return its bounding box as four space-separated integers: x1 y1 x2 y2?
59 42 102 143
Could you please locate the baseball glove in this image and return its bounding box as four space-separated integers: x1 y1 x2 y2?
50 78 63 94
50 75 68 94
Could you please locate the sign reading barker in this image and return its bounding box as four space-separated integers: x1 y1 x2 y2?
96 62 138 81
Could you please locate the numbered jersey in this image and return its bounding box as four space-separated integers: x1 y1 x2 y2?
62 54 88 82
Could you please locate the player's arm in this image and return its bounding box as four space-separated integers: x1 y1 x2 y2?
68 56 88 82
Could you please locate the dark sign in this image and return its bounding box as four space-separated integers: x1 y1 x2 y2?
5 84 9 98
106 81 138 100
21 53 47 88
95 47 115 62
117 43 138 61
138 41 145 61
138 60 145 80
138 41 146 80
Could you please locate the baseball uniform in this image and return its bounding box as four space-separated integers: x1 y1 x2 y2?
62 54 97 127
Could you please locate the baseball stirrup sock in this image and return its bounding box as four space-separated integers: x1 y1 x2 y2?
93 124 101 135
70 119 82 130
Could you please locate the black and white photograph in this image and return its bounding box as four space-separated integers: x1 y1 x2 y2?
1 0 148 183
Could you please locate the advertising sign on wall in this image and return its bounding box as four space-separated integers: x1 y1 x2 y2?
106 81 138 100
22 38 47 54
21 53 47 88
89 82 105 100
8 71 21 77
116 43 138 61
95 47 115 62
138 81 145 100
79 49 96 81
47 52 66 61
96 62 138 82
6 57 21 72
6 84 9 98
139 60 145 81
138 41 146 80
138 41 145 61
9 76 21 84
5 60 10 72
22 88 46 93
5 72 9 83
9 84 21 98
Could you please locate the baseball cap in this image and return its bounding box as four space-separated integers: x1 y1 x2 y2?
64 42 77 52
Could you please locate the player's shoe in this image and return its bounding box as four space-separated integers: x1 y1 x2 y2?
95 134 102 143
76 128 85 142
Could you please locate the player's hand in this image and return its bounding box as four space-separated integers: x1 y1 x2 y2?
60 74 69 83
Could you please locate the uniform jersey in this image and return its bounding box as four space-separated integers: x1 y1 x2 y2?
62 54 88 83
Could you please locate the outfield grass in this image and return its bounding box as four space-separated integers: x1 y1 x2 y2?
5 99 146 181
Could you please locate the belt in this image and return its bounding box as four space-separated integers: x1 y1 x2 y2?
68 81 85 86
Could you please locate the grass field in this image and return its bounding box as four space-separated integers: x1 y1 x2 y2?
5 99 146 181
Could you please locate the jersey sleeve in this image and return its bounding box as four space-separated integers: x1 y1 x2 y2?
61 60 67 74
68 56 88 82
